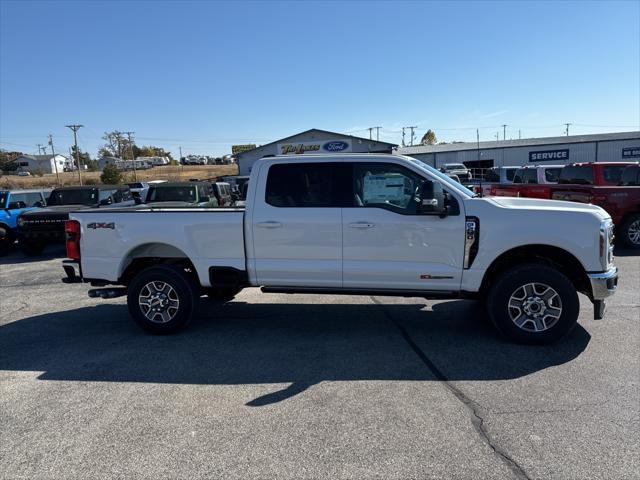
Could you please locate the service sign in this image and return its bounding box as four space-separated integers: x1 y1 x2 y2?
277 139 352 155
232 144 256 155
622 147 640 159
529 149 569 162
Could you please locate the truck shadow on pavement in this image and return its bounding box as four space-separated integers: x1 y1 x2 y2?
0 299 590 406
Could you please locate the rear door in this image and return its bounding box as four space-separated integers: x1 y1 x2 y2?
251 162 349 287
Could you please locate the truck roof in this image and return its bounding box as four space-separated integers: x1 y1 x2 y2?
568 161 639 167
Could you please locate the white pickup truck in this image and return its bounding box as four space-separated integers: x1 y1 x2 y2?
62 154 618 344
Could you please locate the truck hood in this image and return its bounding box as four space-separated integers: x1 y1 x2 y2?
487 196 610 220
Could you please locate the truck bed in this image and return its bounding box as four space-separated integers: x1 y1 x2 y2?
70 207 246 286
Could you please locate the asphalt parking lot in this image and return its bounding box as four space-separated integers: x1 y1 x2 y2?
1 246 638 479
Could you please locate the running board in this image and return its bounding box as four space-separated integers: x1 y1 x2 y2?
260 286 463 299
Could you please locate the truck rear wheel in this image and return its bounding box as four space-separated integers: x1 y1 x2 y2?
619 214 640 249
127 265 199 334
486 264 579 344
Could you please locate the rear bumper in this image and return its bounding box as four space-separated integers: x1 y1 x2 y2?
62 260 82 283
588 267 618 300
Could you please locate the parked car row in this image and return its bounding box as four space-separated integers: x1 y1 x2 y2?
1 178 248 257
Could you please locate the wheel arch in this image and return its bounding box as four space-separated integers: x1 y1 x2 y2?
479 244 591 299
118 242 197 286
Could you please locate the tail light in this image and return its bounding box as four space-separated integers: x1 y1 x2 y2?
65 220 81 260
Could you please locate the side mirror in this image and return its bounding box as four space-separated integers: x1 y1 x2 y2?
419 180 445 215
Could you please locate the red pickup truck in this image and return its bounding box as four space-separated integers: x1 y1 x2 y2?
551 162 640 248
489 165 563 198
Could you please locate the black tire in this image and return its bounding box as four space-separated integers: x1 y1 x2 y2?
619 213 640 249
205 287 241 303
19 239 45 256
127 264 199 334
0 226 15 256
486 264 579 344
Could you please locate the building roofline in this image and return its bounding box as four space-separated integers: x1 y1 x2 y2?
398 131 640 155
236 128 397 158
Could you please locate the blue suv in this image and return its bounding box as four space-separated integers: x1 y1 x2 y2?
0 189 48 255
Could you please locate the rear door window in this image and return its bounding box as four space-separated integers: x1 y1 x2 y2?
602 165 628 185
559 166 593 185
544 168 562 183
265 163 350 207
505 169 517 181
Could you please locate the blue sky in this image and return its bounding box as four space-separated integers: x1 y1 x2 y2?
1 0 639 158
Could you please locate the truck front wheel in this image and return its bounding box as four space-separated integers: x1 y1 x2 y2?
619 214 640 249
486 264 579 344
127 265 199 334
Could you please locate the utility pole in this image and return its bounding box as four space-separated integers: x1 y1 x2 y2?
124 131 137 181
48 134 60 185
495 132 499 142
36 143 45 155
564 123 572 136
65 124 84 185
407 126 417 146
519 129 521 140
374 126 381 142
179 146 183 175
367 127 373 140
401 128 406 147
476 129 480 162
502 124 507 141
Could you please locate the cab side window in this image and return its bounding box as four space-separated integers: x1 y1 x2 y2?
11 192 44 207
265 163 350 207
352 163 425 214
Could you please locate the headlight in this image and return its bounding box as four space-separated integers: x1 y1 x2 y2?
599 220 614 270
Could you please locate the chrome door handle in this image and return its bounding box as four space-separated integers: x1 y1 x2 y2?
257 221 282 228
348 222 375 229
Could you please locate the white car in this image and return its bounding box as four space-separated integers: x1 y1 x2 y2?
17 171 31 177
62 154 617 344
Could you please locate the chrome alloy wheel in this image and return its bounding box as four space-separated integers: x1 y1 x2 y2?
508 282 563 333
138 281 180 323
628 219 640 245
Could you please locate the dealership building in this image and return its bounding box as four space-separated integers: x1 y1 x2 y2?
235 128 397 175
398 131 640 174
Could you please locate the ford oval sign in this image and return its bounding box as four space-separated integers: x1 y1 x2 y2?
322 141 349 152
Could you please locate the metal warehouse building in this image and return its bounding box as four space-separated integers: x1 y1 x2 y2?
236 128 397 175
399 131 640 176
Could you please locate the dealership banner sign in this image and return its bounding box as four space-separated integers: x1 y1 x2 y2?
277 139 352 155
232 144 256 155
622 147 640 159
529 149 569 162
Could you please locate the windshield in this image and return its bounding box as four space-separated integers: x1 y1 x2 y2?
0 191 7 208
147 186 197 202
48 188 98 206
408 159 474 198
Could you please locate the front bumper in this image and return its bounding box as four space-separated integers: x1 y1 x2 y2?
588 267 618 300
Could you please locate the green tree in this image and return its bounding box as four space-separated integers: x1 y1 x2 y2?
421 129 437 145
100 163 122 184
70 145 92 170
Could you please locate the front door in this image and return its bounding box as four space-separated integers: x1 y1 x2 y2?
251 162 349 287
342 162 465 291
